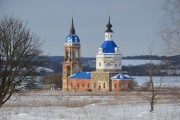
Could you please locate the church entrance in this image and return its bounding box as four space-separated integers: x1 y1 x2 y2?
99 85 101 90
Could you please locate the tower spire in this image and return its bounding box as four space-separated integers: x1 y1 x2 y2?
105 16 113 32
70 18 75 34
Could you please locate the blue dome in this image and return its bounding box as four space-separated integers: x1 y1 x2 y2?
111 73 133 80
100 41 117 53
65 34 80 43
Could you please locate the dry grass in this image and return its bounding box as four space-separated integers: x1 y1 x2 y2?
2 90 179 108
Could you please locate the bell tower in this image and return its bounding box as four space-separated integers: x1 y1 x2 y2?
96 16 122 72
62 18 82 91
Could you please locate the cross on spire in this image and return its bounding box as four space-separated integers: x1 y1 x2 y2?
105 16 113 32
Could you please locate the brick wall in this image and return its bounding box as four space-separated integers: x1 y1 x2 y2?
112 80 133 92
68 79 91 91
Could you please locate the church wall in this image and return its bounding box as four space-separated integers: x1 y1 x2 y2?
96 54 122 70
112 80 133 92
91 72 109 91
68 79 91 91
91 72 119 91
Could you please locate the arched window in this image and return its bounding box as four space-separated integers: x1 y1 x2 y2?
75 49 78 60
107 62 111 66
67 50 70 58
128 84 131 89
114 84 116 88
120 84 124 90
103 82 105 88
94 82 96 88
71 83 73 87
99 62 101 67
66 50 69 60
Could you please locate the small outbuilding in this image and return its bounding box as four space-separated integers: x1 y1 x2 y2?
111 73 134 92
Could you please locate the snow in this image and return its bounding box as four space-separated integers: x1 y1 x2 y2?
1 101 179 120
36 67 54 73
0 90 179 120
111 73 133 80
134 76 180 87
68 72 91 79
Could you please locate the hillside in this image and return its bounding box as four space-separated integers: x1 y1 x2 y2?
44 55 180 76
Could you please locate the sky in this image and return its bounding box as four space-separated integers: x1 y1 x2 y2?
0 0 166 57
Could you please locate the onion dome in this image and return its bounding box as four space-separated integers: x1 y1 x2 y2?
65 34 80 43
100 41 117 53
105 16 113 32
100 16 117 53
65 18 80 43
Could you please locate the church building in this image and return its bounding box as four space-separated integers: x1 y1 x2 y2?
62 17 133 92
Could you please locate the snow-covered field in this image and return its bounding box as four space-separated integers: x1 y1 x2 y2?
134 76 180 87
0 91 179 120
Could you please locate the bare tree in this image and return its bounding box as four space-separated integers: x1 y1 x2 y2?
139 0 180 112
0 16 45 107
161 0 180 107
43 73 62 89
161 0 180 55
138 44 165 112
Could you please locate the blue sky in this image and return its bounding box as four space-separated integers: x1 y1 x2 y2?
0 0 165 57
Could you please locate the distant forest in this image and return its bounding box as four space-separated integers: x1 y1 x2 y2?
123 55 180 61
44 55 180 76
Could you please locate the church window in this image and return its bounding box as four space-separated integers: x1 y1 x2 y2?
114 84 116 88
75 50 78 59
77 83 79 88
88 83 90 88
99 85 101 90
71 83 73 87
94 82 96 88
99 62 101 66
67 66 70 77
128 84 131 89
83 83 85 87
66 50 70 60
117 48 119 52
103 82 105 88
107 62 111 66
120 84 124 90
